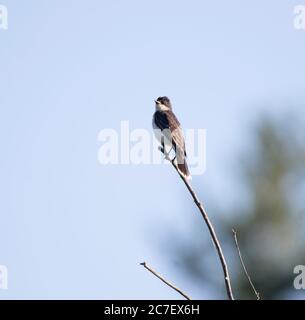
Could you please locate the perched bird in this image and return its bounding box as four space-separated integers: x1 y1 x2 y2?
152 96 191 179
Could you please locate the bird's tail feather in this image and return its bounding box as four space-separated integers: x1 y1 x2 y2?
178 162 191 180
176 149 191 180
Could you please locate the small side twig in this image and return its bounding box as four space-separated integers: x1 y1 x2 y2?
160 147 234 300
140 262 191 300
232 229 260 300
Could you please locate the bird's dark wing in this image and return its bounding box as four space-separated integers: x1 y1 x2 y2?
154 110 180 131
154 111 186 155
154 111 169 130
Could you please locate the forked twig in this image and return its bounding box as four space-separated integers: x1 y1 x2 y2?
140 262 191 300
160 147 234 300
232 229 260 300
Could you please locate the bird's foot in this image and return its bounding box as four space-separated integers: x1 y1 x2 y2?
158 146 165 155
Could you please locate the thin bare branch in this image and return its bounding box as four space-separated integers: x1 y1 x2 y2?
232 228 260 300
140 262 191 300
160 147 234 300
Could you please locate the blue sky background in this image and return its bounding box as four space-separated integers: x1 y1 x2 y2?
0 0 305 299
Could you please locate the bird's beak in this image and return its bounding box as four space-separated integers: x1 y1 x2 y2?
154 100 159 104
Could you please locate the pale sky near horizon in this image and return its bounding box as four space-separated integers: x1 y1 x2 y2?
1 1 305 299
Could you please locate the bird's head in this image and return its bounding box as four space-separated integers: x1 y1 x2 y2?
155 96 172 111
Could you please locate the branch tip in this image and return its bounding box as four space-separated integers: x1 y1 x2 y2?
140 261 191 300
232 228 260 300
